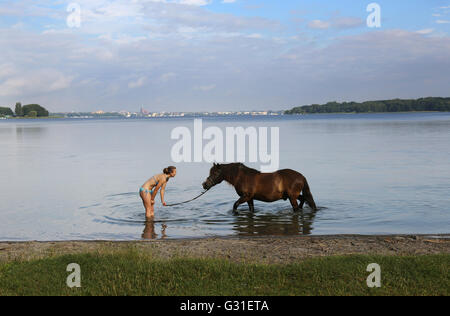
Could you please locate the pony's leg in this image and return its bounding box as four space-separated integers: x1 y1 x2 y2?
289 196 300 212
298 194 305 209
233 196 251 213
247 199 255 212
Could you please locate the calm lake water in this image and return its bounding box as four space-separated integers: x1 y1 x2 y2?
0 113 449 240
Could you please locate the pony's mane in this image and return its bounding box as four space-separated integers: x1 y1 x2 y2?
221 163 260 185
237 163 260 174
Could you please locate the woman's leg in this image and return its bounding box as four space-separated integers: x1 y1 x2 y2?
140 191 154 219
148 198 155 218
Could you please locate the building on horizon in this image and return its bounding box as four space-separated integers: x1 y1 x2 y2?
140 107 149 115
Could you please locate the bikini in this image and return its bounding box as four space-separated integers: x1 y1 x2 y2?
139 176 159 195
139 176 171 195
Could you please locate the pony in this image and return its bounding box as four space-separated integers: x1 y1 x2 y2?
202 163 317 212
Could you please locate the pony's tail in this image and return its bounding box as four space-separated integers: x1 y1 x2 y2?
302 179 317 210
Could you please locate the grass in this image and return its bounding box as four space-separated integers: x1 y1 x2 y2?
0 251 448 296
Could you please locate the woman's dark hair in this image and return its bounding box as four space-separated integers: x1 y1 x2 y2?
163 166 176 175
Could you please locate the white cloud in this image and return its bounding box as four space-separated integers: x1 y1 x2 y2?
436 20 450 24
333 17 364 29
2 25 449 111
416 28 434 35
246 33 263 39
0 63 16 80
307 16 364 30
159 72 177 83
0 69 73 97
179 0 212 5
308 20 330 30
128 76 147 89
194 84 216 91
0 1 449 112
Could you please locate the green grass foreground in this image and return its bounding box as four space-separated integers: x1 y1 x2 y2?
0 252 448 296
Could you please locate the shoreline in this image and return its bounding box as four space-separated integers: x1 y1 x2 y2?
2 111 449 120
2 233 450 243
1 234 449 264
284 110 450 115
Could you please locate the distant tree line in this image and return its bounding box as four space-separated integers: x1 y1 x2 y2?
0 102 49 117
285 97 450 114
0 107 14 116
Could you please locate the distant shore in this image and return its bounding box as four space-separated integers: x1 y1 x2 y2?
285 97 450 114
285 110 450 115
2 111 450 121
2 116 63 120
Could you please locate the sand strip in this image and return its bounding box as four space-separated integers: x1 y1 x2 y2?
0 234 449 264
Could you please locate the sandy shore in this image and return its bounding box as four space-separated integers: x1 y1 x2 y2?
1 234 449 264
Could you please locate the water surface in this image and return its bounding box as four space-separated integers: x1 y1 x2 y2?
0 113 449 240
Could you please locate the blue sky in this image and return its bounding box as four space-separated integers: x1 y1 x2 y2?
0 0 449 112
210 0 446 29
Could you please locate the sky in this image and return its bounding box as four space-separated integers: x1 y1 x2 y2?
0 0 449 112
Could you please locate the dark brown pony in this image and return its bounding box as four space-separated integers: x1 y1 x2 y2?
202 163 317 213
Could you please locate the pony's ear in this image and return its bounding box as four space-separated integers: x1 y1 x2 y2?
213 162 217 166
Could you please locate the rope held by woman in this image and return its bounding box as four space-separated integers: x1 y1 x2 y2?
165 189 210 207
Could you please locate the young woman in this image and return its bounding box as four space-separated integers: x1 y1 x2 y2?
139 166 177 219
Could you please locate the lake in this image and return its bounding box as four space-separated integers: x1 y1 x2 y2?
0 113 449 240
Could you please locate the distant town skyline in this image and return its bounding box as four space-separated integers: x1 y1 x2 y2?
1 0 449 113
56 108 284 118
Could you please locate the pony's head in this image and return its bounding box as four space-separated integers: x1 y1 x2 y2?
202 163 225 190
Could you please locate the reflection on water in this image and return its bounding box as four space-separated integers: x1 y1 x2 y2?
107 203 319 239
16 126 47 134
91 188 322 239
0 113 449 241
15 126 47 141
232 208 318 236
142 221 167 240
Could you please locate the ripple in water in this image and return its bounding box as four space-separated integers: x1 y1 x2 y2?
77 190 326 240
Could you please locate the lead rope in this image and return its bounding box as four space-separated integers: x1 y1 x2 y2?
165 188 210 207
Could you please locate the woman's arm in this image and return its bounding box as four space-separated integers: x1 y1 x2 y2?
160 182 167 206
151 181 163 201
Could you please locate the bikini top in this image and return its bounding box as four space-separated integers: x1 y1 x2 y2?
153 176 170 186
